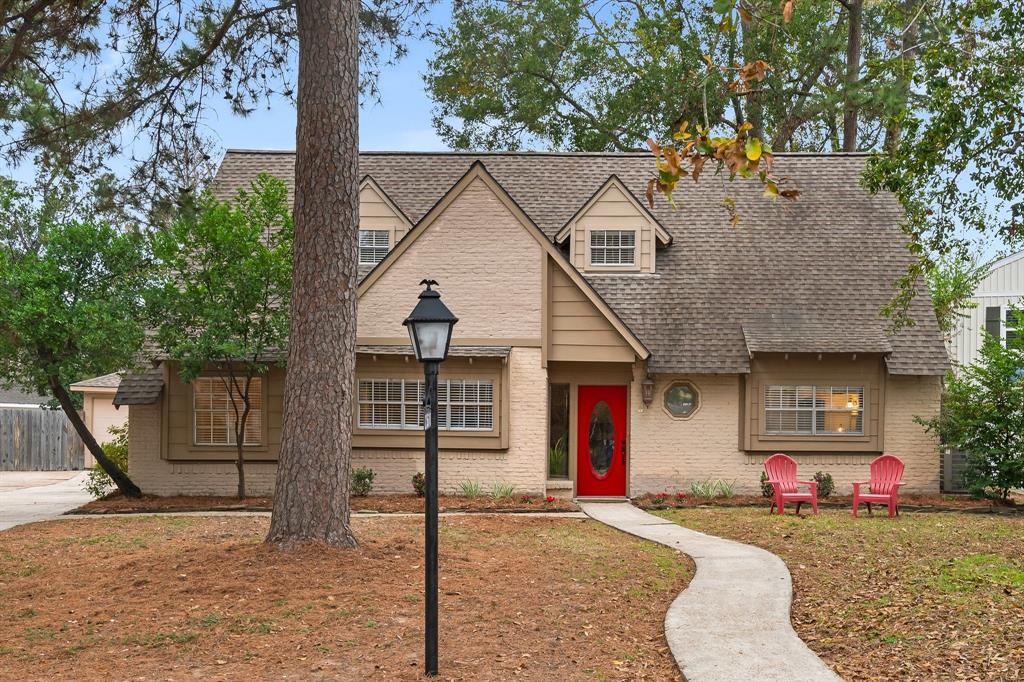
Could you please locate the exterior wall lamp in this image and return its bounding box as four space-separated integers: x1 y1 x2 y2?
641 375 655 407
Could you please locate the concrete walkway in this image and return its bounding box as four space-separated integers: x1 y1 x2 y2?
579 502 841 682
0 471 91 531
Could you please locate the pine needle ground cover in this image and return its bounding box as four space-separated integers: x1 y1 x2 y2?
0 515 689 680
658 508 1024 681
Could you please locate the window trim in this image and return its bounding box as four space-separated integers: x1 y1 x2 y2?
588 229 637 268
763 384 865 437
662 381 701 420
986 304 1022 347
358 229 391 265
191 375 265 447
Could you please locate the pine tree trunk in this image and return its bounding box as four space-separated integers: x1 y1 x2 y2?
842 0 863 152
48 376 142 498
266 0 358 548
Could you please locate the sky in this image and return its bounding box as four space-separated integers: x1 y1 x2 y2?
210 4 451 156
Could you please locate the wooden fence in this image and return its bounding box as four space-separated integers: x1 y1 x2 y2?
0 408 85 471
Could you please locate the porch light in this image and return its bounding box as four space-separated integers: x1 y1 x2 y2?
404 278 458 678
404 279 458 362
641 375 655 407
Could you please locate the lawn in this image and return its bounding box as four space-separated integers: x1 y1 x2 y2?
657 508 1024 681
0 515 689 681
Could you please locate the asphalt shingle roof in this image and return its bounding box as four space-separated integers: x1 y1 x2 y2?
210 150 949 376
70 373 122 390
113 369 164 406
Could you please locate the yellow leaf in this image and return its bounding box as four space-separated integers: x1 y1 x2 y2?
745 137 762 161
782 0 795 24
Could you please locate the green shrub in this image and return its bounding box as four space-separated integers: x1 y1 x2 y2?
813 471 835 498
412 472 425 497
85 424 129 499
458 480 482 498
351 467 375 497
491 481 515 500
760 471 774 498
689 479 716 498
714 479 736 498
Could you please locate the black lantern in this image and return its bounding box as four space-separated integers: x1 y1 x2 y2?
403 278 457 677
403 279 458 362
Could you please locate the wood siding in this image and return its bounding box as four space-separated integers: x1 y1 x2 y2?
359 180 410 249
547 257 635 362
950 251 1024 368
570 183 655 273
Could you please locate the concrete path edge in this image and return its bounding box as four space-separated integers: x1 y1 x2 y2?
579 501 841 682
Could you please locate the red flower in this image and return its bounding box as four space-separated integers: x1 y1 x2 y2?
675 491 687 500
520 494 532 503
655 492 669 501
545 495 556 503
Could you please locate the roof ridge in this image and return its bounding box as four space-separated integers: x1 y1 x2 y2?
223 148 876 158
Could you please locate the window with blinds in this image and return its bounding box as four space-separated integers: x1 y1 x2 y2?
358 230 390 264
764 385 864 435
590 230 636 266
193 377 263 446
358 378 494 431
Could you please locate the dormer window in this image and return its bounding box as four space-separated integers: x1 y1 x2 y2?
358 229 390 264
590 230 635 266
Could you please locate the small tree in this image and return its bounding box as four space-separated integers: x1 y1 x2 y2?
921 331 1024 500
150 174 292 499
0 178 147 497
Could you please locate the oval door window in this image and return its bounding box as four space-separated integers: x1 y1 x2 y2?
588 400 615 477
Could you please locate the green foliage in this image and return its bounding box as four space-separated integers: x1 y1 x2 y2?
457 480 483 498
920 331 1024 500
689 479 717 498
85 425 129 499
714 479 736 499
547 435 567 478
412 472 425 497
351 467 375 497
926 254 989 342
760 471 774 498
813 471 835 499
0 177 149 398
149 174 292 498
490 481 516 500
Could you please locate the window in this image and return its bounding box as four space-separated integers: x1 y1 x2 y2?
764 385 863 435
358 230 390 264
664 382 699 418
984 306 1022 347
358 378 494 431
548 384 569 478
193 377 263 446
589 230 635 266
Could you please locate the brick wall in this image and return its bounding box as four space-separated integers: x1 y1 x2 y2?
358 177 543 341
628 368 941 495
128 347 549 497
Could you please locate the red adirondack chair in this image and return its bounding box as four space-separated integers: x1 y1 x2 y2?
763 453 819 515
852 454 905 518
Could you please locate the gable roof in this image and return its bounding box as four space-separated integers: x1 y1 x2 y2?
70 373 122 391
211 150 950 376
553 174 671 245
357 161 650 360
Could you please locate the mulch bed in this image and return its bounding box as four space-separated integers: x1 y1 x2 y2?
0 515 691 680
633 492 1024 514
658 507 1024 681
72 493 579 515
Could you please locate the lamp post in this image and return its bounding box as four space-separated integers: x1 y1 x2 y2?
403 278 458 677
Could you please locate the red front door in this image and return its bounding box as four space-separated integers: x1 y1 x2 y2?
576 385 628 497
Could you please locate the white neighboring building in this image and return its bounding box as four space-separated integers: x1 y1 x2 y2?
949 250 1024 369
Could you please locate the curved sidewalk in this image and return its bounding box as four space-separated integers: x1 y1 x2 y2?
579 502 841 682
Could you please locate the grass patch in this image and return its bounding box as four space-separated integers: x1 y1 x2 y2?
932 553 1024 593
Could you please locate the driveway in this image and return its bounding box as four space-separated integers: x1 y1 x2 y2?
0 471 91 531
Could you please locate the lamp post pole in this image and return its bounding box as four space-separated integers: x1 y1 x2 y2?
423 359 439 676
403 278 457 678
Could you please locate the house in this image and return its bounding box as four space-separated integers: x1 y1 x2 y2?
70 373 128 468
116 150 948 498
948 249 1024 368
